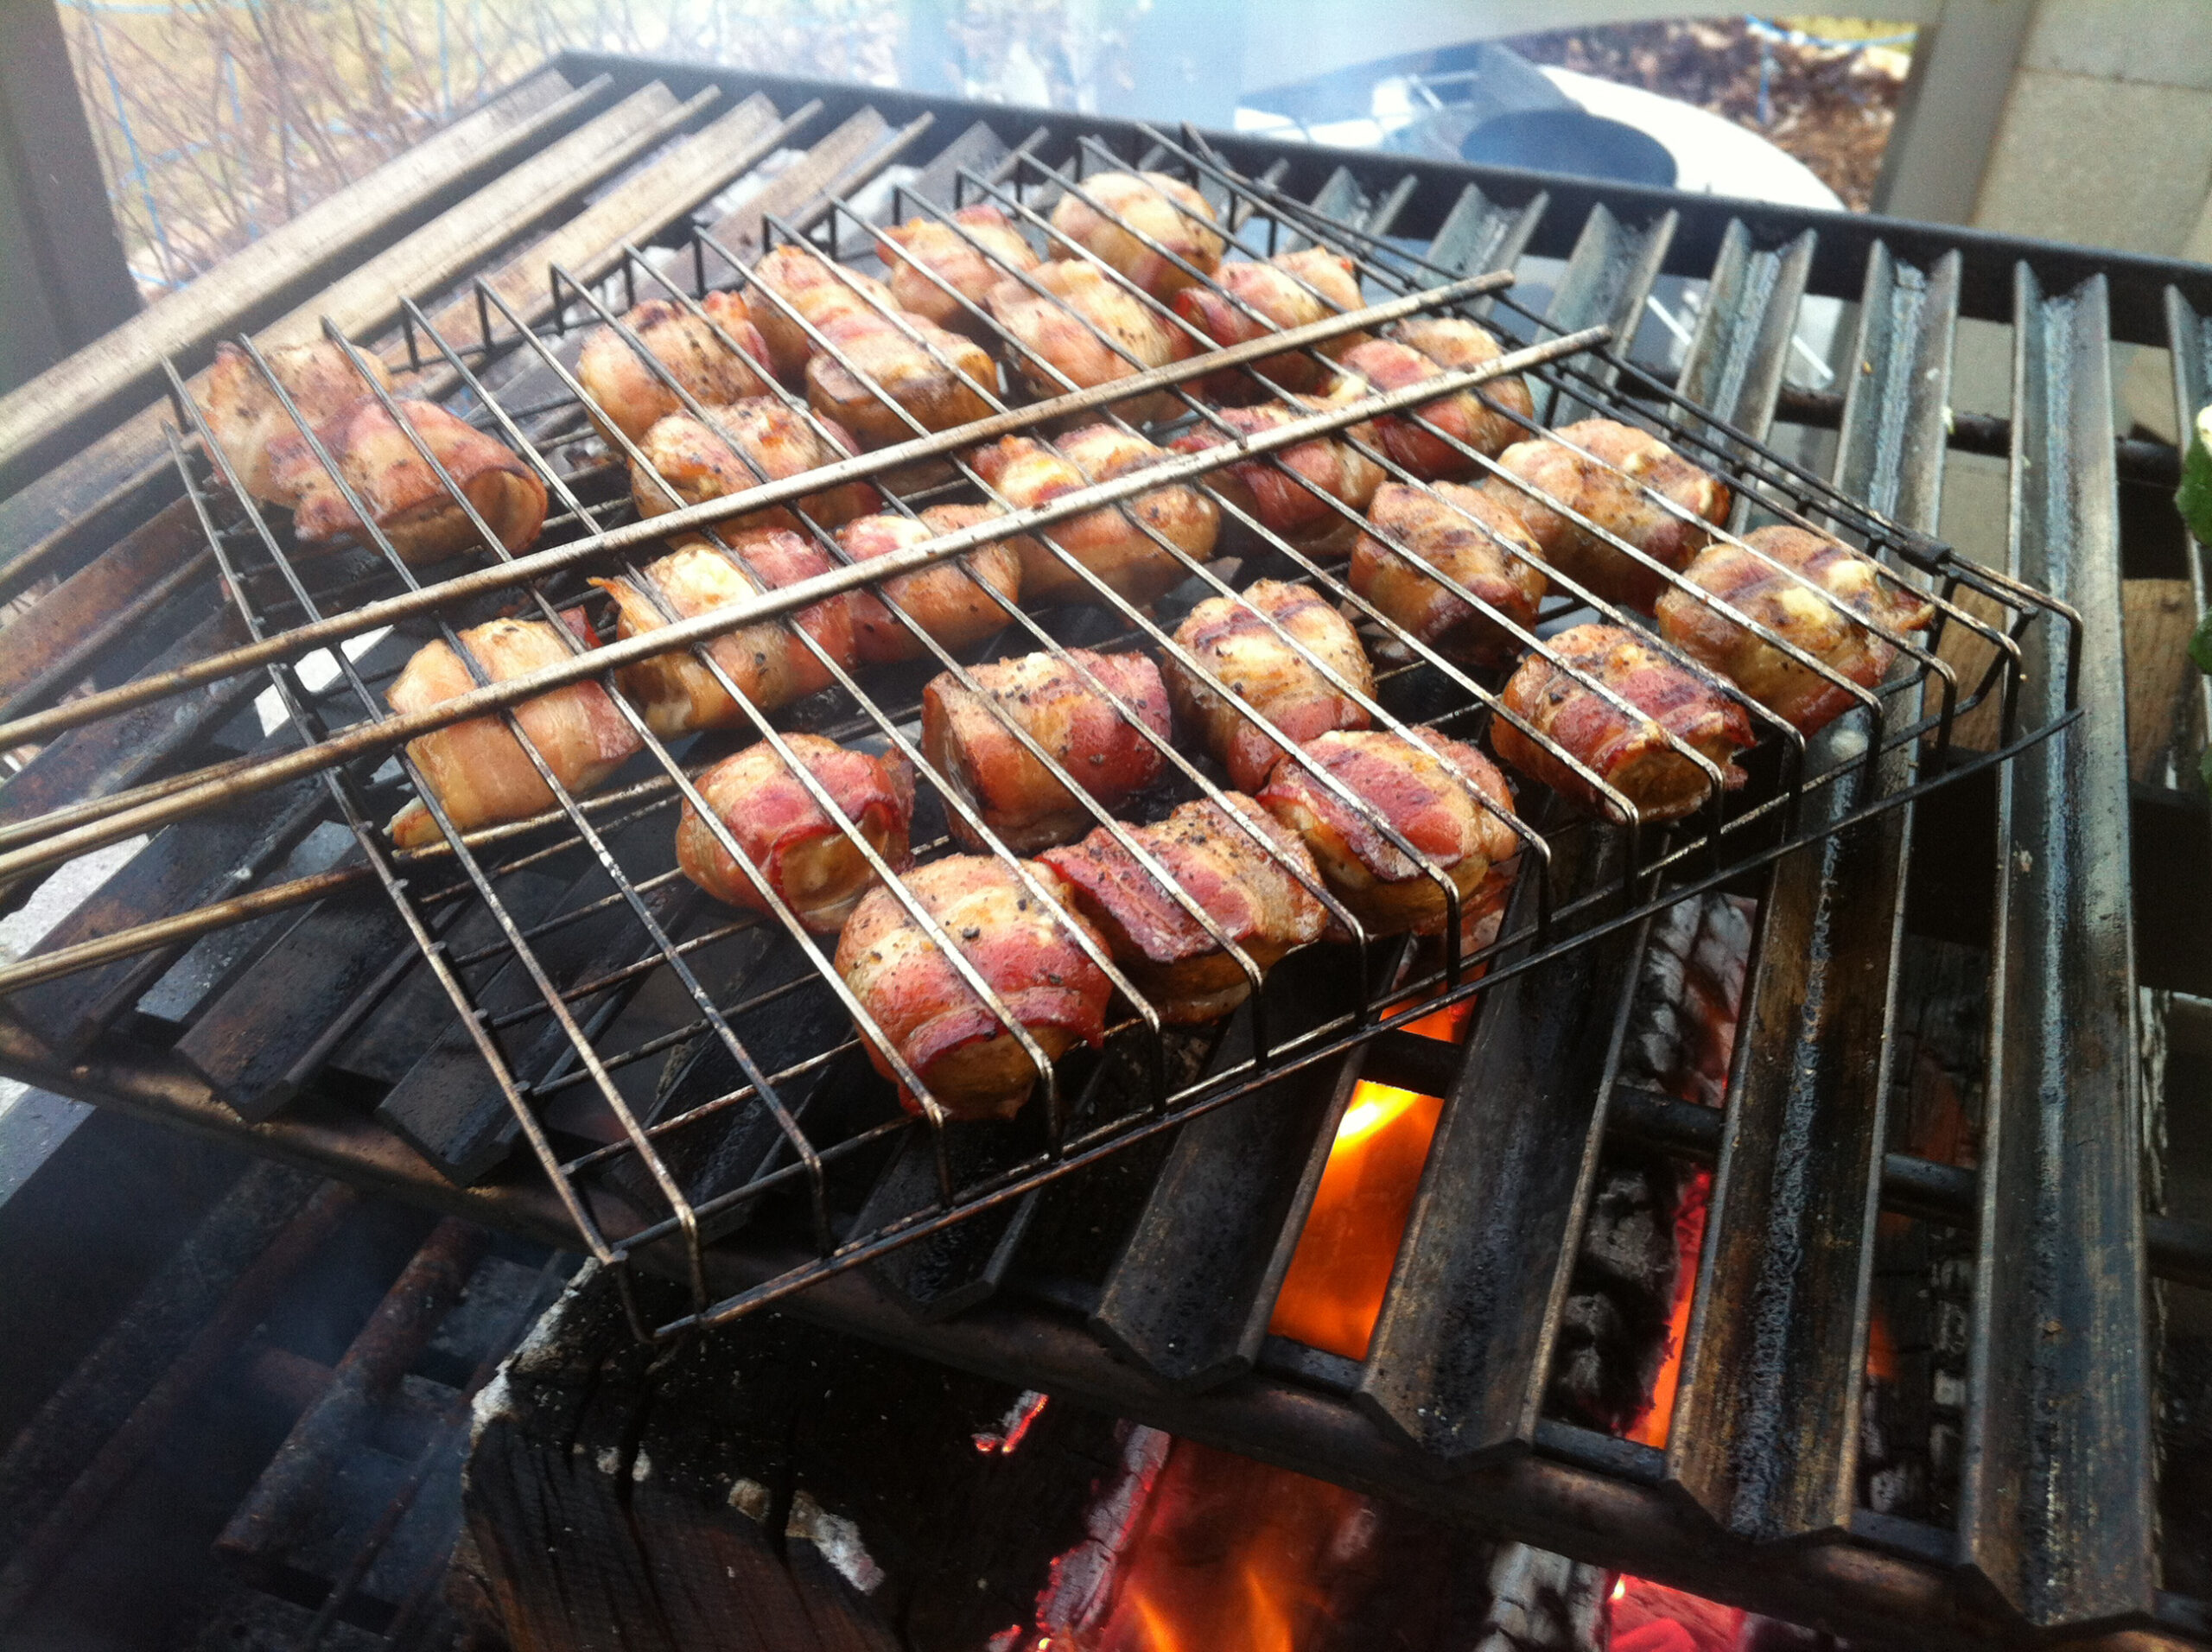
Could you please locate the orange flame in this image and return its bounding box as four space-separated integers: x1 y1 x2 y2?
1090 1441 1363 1652
1267 1081 1446 1361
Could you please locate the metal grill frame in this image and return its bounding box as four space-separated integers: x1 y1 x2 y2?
0 118 2064 1332
0 57 2202 1650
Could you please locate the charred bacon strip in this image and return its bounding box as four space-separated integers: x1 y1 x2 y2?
836 506 1027 665
628 400 879 533
575 292 773 445
1168 403 1383 554
835 855 1111 1121
1492 622 1755 823
1046 169 1224 301
1655 524 1936 735
1166 578 1375 793
1484 418 1731 613
923 647 1171 854
265 396 546 563
676 734 915 931
1349 480 1548 666
1039 794 1327 1025
386 613 639 850
1256 726 1522 940
971 424 1217 607
874 204 1040 340
590 531 859 736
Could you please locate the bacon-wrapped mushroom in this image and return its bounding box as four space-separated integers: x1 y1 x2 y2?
874 204 1040 340
1167 402 1383 554
1047 169 1224 301
1484 419 1731 612
1256 727 1522 940
1170 248 1366 397
1654 524 1935 734
676 735 915 931
984 260 1194 423
575 292 772 445
385 613 640 850
1385 315 1532 440
803 302 998 450
1328 337 1516 479
971 424 1217 607
836 506 1027 664
1166 579 1375 792
1491 622 1756 823
198 339 393 502
1348 480 1548 665
744 243 902 381
264 396 546 562
590 531 858 735
835 855 1112 1120
629 401 878 533
1039 794 1327 1024
922 647 1171 853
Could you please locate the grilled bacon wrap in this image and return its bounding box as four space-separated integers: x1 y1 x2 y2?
874 204 1040 339
590 532 857 735
1492 622 1755 823
984 259 1195 423
386 613 639 850
1256 726 1521 939
1166 579 1375 793
1171 248 1366 397
835 855 1111 1121
629 401 879 533
1046 169 1224 300
802 303 998 449
1168 403 1383 553
1385 315 1533 443
1039 794 1327 1024
1655 524 1936 734
836 507 1027 664
971 425 1217 607
264 395 547 564
575 291 772 445
1484 418 1731 612
923 647 1171 854
677 735 915 931
1327 338 1507 480
200 339 393 502
1349 480 1548 665
745 244 902 381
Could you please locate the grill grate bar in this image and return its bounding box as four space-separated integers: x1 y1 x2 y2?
1960 266 2156 1629
1664 239 1959 1544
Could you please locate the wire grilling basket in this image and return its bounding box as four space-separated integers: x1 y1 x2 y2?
0 124 2076 1343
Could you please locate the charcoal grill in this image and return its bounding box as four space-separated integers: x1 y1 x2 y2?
0 57 2205 1650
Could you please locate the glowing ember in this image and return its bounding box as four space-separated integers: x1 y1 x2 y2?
1607 1575 1745 1652
974 1389 1051 1454
1628 1168 1712 1448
